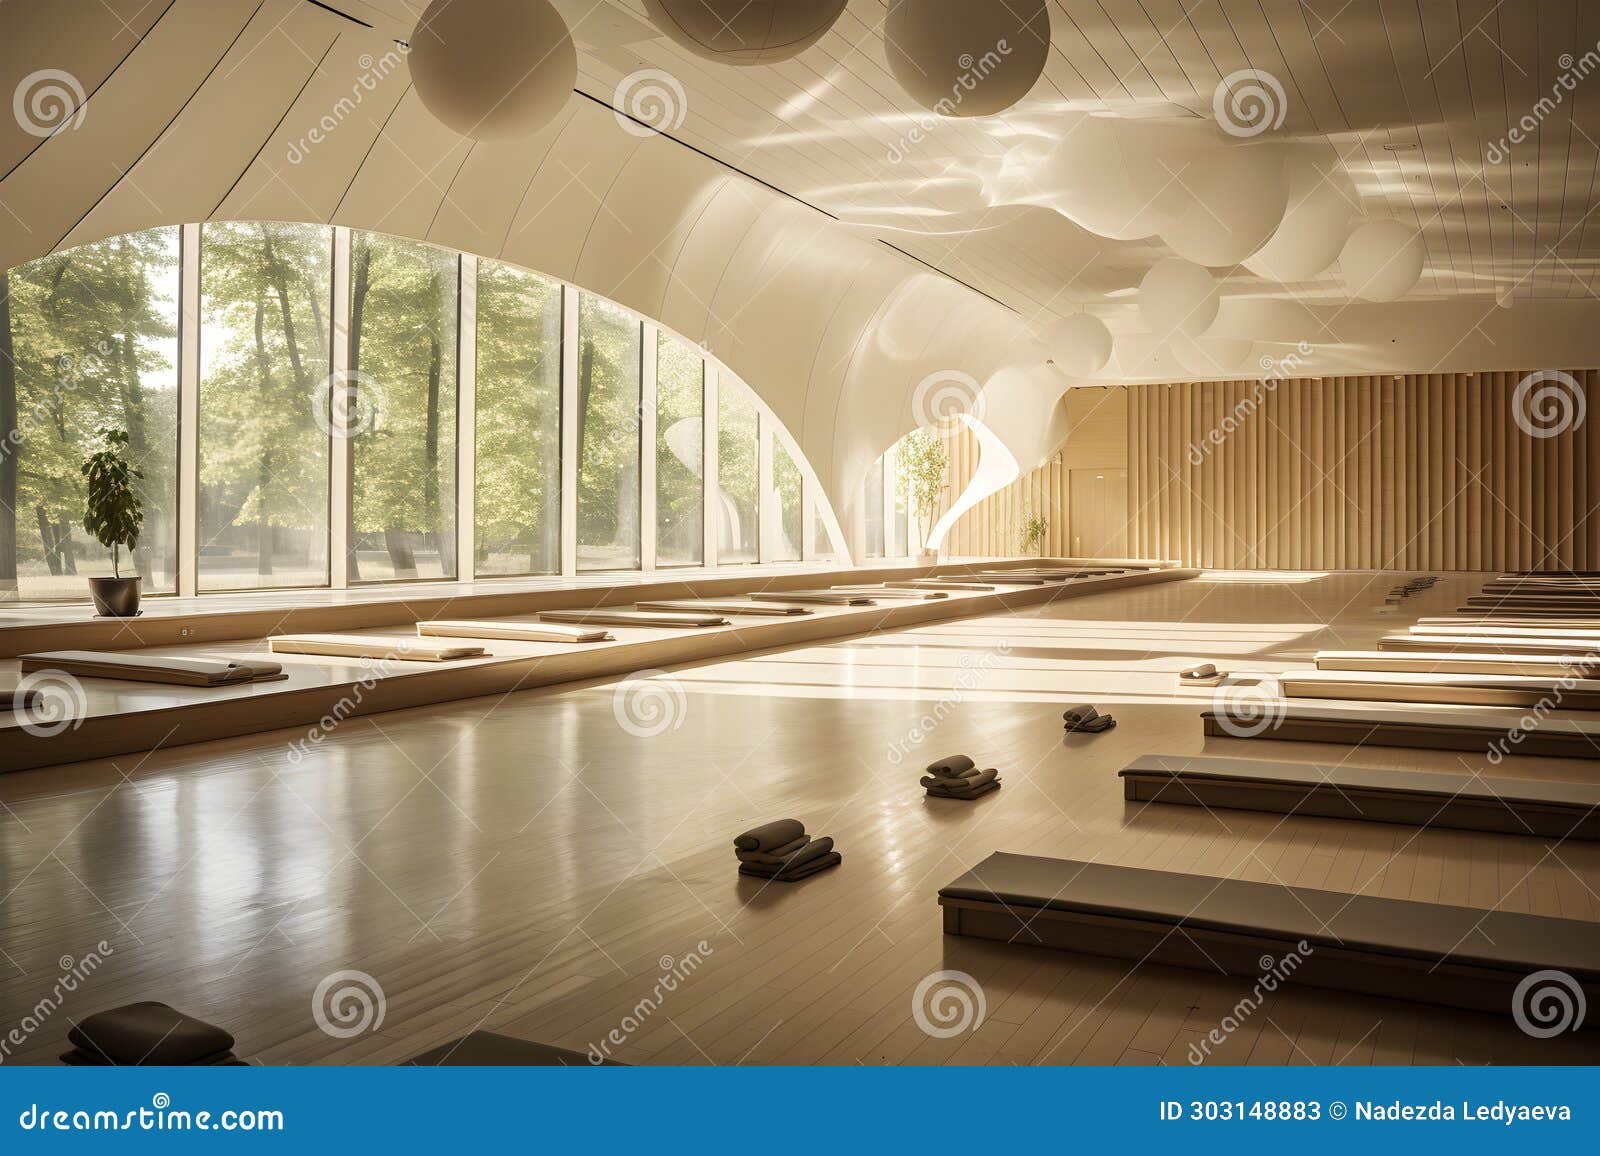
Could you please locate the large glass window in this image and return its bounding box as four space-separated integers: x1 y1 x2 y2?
769 438 802 562
198 222 331 590
348 231 458 582
1 228 180 601
475 262 561 576
655 333 703 567
863 456 885 558
576 295 641 570
717 380 759 564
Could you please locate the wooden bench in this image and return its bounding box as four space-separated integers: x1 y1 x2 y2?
1315 650 1600 678
1204 704 1600 760
1282 669 1600 710
1119 753 1600 839
939 853 1600 1021
1380 633 1600 657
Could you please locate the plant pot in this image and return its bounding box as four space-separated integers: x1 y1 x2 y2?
88 576 141 617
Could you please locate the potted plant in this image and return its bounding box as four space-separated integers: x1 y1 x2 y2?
1019 512 1048 556
82 427 144 617
896 428 950 559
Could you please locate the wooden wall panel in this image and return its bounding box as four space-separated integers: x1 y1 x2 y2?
1113 371 1600 571
951 371 1600 570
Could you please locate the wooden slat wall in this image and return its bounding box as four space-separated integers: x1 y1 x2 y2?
1123 371 1600 571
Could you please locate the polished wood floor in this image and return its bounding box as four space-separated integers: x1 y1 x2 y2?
3 571 1598 1065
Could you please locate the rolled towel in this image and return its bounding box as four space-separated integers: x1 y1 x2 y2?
1179 663 1218 680
738 851 842 882
919 767 998 790
1065 713 1116 734
925 754 975 777
1062 705 1100 726
927 779 1000 800
736 837 834 870
67 1002 234 1066
733 819 806 853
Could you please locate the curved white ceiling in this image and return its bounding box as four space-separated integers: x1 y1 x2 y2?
3 0 1598 538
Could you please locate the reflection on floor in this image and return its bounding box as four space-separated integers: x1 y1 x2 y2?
1 570 1596 1065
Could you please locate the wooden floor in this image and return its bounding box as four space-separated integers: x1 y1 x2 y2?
3 570 1599 1066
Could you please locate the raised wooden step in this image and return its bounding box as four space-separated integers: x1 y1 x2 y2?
939 853 1600 1021
1282 669 1600 710
1203 704 1600 760
1119 753 1600 839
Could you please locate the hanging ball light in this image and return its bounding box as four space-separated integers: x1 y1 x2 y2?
409 0 576 140
885 0 1051 118
1046 313 1114 377
642 0 848 65
1340 219 1424 301
1139 259 1220 339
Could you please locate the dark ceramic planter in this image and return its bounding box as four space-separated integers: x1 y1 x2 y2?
88 576 141 617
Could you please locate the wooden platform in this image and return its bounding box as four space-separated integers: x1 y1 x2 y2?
1315 650 1600 677
0 565 1192 774
1282 669 1600 710
939 853 1600 1020
1119 753 1600 839
1204 704 1600 760
1380 634 1600 657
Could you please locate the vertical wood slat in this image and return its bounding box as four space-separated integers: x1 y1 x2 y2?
1008 369 1599 572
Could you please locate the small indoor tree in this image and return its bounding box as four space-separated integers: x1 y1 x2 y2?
896 428 950 556
82 427 144 614
1019 511 1048 555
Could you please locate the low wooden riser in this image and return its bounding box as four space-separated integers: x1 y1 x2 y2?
1122 775 1600 840
0 567 1191 774
940 902 1586 1022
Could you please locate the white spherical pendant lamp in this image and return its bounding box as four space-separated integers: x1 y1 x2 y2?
409 0 576 140
643 0 847 65
1047 313 1114 377
1340 219 1425 301
885 0 1051 118
1139 259 1220 339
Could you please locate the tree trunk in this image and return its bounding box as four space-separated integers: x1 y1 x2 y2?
36 506 60 576
383 527 415 577
58 518 77 574
0 270 18 599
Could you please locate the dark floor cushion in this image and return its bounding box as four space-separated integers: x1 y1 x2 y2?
733 819 806 852
407 1031 624 1066
738 851 842 882
67 1002 234 1066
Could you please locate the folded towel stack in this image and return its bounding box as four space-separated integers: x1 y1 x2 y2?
919 753 1001 800
733 819 841 882
1178 663 1223 687
1063 704 1116 734
60 1002 243 1066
